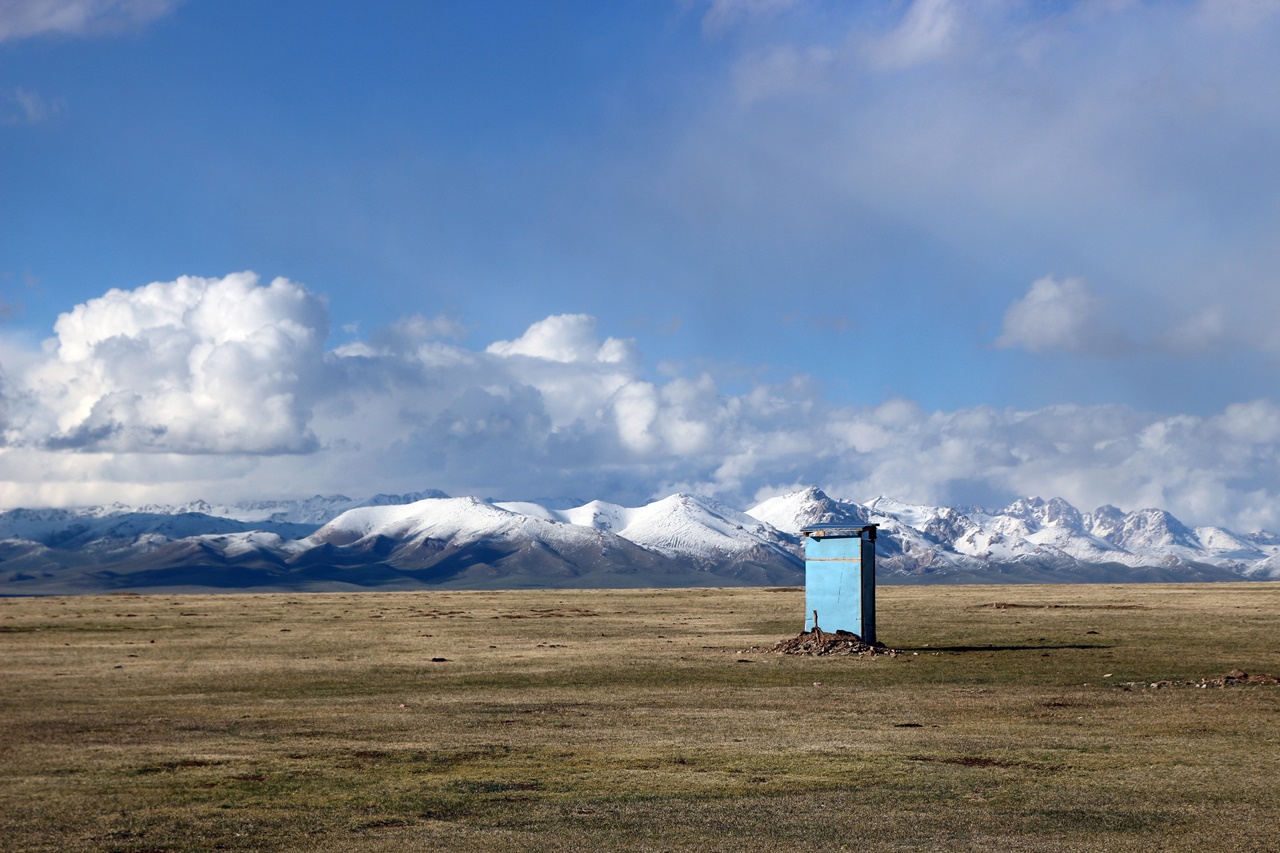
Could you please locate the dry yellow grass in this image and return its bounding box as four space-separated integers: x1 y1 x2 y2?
2 583 1278 851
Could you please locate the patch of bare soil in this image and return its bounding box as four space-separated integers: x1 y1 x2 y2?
750 628 898 657
907 755 1043 770
1128 669 1280 690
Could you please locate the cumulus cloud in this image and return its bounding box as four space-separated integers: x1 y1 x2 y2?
487 314 633 364
20 272 327 454
0 0 177 41
995 276 1121 355
7 273 1280 531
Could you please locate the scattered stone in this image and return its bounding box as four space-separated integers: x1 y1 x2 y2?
1121 669 1278 690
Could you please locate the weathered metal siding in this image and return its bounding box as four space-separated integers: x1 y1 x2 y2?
802 526 876 643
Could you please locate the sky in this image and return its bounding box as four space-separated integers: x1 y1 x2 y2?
3 0 1280 529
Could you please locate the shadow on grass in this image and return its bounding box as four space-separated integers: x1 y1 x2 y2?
896 643 1114 652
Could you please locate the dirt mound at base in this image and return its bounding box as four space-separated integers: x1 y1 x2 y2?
752 629 898 657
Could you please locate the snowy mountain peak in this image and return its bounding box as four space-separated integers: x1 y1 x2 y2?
1085 504 1127 540
1000 496 1085 531
747 486 865 535
1102 507 1201 552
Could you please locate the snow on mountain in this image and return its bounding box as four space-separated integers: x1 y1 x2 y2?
1243 552 1280 580
606 493 796 565
850 498 982 570
554 500 633 534
1094 507 1202 554
747 486 867 534
308 495 682 576
762 489 1280 576
4 485 1280 593
160 490 451 525
1001 496 1086 532
196 531 304 559
964 497 1124 565
312 496 609 555
491 501 561 523
0 508 262 549
0 492 448 577
498 493 799 569
492 494 797 568
1194 526 1267 563
747 490 970 571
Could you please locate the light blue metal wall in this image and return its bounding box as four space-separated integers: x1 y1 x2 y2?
802 526 876 643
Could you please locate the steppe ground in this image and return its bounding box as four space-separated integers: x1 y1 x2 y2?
2 583 1278 852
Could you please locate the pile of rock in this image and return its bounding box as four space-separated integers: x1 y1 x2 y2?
1218 668 1279 686
752 628 897 657
1135 669 1278 690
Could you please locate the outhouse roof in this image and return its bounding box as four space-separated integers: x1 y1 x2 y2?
800 523 878 540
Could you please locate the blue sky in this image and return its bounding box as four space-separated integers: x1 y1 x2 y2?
3 0 1280 529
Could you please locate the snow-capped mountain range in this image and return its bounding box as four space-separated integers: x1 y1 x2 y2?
2 487 1276 594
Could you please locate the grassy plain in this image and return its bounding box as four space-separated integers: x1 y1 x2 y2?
1 583 1278 851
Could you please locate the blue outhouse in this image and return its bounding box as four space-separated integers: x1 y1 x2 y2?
800 524 878 643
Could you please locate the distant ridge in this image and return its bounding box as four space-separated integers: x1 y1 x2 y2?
1 487 1275 594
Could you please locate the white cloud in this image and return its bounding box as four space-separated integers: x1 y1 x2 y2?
611 381 661 453
701 0 804 37
997 276 1265 358
2 87 60 126
20 272 327 454
995 275 1118 355
869 0 960 70
1163 304 1228 354
0 0 177 41
368 313 466 352
487 313 633 364
731 43 837 105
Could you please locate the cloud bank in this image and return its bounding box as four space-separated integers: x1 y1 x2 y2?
4 272 1280 532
